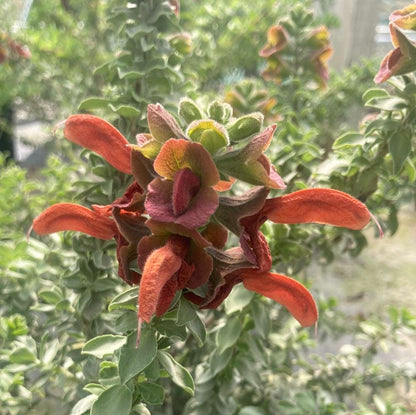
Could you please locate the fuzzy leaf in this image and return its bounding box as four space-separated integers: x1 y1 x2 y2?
187 119 229 154
158 351 195 395
179 98 204 123
216 315 243 353
119 330 158 383
147 103 185 142
227 113 264 142
139 382 165 405
82 335 127 359
214 187 269 235
389 129 412 174
224 284 255 314
333 132 364 149
186 314 206 346
154 139 220 186
70 395 97 415
90 385 132 415
108 287 138 312
207 101 233 123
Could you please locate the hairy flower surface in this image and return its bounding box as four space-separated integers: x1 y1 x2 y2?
32 101 374 341
375 4 416 83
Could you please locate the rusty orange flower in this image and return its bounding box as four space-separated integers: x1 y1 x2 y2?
32 102 376 341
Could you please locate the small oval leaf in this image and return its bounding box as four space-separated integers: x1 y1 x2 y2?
82 335 127 359
91 385 132 415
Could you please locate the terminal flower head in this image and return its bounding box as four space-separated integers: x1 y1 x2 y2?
375 5 416 84
32 101 375 339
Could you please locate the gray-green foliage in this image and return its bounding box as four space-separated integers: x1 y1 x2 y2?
3 1 416 414
78 0 193 138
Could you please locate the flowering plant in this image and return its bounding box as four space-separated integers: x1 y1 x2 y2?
375 4 416 84
0 30 31 65
260 7 332 88
33 100 373 344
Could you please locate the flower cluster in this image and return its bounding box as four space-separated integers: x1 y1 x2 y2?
260 19 332 88
33 100 372 341
375 4 416 84
0 30 31 65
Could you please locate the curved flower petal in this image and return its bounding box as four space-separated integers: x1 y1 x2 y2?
390 5 416 29
145 178 218 229
172 168 201 216
263 188 370 230
147 103 186 142
145 219 212 248
185 243 213 289
240 270 318 327
63 114 132 174
240 227 272 271
259 25 289 58
374 48 404 84
201 222 228 249
32 203 117 240
154 139 220 187
213 177 235 192
138 243 183 323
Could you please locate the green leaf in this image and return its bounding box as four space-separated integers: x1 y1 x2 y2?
215 315 243 353
187 119 229 154
373 395 387 414
91 385 132 415
115 311 138 333
333 132 364 149
157 351 194 395
82 335 127 359
186 313 206 347
294 391 316 413
224 284 254 314
404 158 416 181
83 383 106 395
70 395 97 415
364 118 401 136
42 339 60 364
154 319 187 341
108 287 138 312
365 96 408 111
38 290 62 305
9 347 36 364
109 104 141 118
126 24 155 38
179 98 204 124
227 113 264 141
139 382 165 405
119 329 157 384
362 88 389 103
78 97 111 111
389 130 412 174
207 101 233 123
251 300 271 338
275 401 301 415
135 404 151 415
117 67 145 80
239 406 266 415
209 348 233 376
177 298 197 326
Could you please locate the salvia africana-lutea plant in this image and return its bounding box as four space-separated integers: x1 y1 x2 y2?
32 100 378 406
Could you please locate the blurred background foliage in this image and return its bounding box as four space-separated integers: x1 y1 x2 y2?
1 0 416 414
